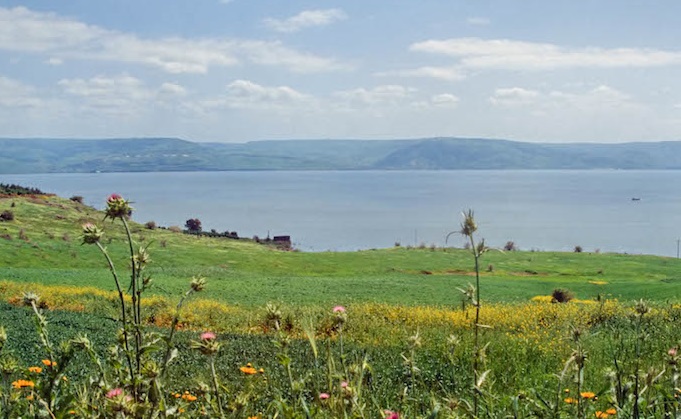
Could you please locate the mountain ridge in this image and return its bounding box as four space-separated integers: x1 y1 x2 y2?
2 137 681 173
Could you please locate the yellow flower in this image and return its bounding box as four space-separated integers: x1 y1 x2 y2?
69 411 77 415
258 368 265 374
28 366 43 374
564 397 576 404
12 379 35 389
581 391 596 399
41 359 56 367
26 394 34 400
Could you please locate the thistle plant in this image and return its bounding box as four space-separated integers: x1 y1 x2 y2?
447 209 489 417
81 193 204 416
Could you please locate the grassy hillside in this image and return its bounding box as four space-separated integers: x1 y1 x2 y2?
3 194 681 417
1 194 679 307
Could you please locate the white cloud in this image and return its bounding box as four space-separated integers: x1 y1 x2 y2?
466 17 490 26
57 75 192 116
490 87 540 107
0 6 344 74
410 37 681 71
194 80 314 112
333 85 416 106
376 65 466 81
263 9 347 33
45 57 63 66
0 76 44 108
489 85 635 115
430 93 459 106
158 82 187 97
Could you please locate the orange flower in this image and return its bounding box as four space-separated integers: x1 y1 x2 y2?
606 408 617 415
41 359 56 367
240 363 257 375
580 391 596 399
564 397 576 404
12 379 35 389
595 412 609 418
28 366 43 374
181 393 197 402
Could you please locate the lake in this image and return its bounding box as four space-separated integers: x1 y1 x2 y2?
2 170 681 256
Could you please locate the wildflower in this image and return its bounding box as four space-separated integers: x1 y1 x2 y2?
319 392 330 400
258 368 265 374
26 394 34 400
106 388 124 398
384 410 400 419
341 381 348 388
41 359 56 367
595 412 609 418
174 393 181 398
670 347 678 357
28 366 42 374
606 408 617 415
68 411 77 415
81 223 104 244
191 332 220 355
200 331 216 341
240 363 257 375
105 194 132 220
12 379 35 389
181 393 197 402
564 397 576 404
580 391 596 400
333 305 346 313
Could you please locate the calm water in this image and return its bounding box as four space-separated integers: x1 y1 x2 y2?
2 170 681 256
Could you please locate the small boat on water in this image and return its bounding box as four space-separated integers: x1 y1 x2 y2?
631 197 641 201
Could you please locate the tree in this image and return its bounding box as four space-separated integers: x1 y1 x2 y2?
185 218 202 234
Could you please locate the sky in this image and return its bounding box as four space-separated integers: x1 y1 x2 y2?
2 1 681 143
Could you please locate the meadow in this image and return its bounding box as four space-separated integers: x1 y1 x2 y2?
1 193 681 417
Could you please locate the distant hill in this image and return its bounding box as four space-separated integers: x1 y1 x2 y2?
2 137 681 173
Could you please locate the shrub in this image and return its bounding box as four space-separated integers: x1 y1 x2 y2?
0 210 14 221
185 218 202 233
168 226 182 233
144 221 157 230
504 241 517 251
69 195 84 204
574 245 583 253
551 288 574 303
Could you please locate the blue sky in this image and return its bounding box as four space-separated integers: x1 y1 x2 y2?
2 1 681 143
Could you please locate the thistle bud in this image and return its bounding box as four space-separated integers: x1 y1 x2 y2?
105 194 133 220
460 210 478 237
81 223 104 245
190 276 206 292
22 292 40 307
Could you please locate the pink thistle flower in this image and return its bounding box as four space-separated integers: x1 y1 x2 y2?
319 392 330 400
200 331 216 341
107 193 122 202
384 410 400 419
669 347 678 357
106 388 123 398
333 306 346 313
340 381 348 388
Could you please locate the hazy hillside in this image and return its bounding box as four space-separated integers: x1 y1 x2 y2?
2 137 681 173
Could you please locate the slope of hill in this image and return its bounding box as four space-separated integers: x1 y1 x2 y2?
3 137 681 173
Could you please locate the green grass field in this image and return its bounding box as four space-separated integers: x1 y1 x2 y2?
1 194 680 308
2 194 681 417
